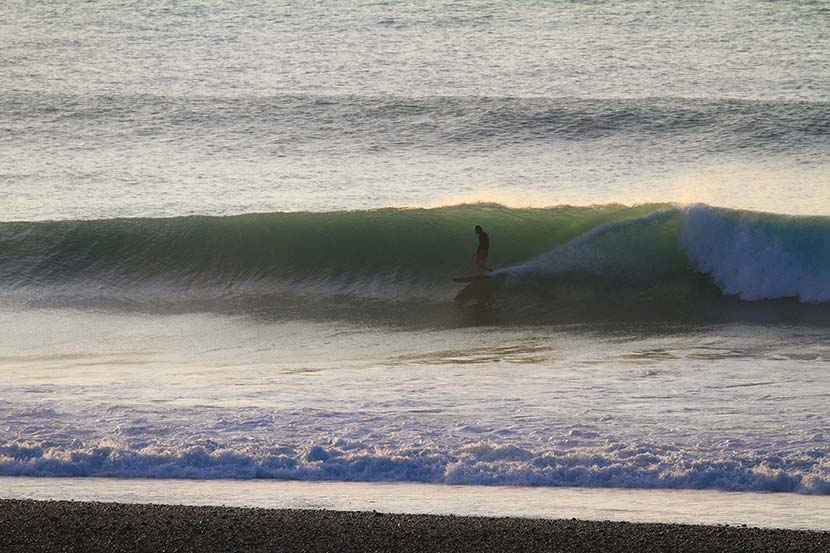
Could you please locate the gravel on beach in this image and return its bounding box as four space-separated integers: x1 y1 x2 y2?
2 498 829 553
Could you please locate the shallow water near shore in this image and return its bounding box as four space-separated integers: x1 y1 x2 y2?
3 477 830 532
3 309 830 494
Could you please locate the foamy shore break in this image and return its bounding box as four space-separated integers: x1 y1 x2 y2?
2 499 829 553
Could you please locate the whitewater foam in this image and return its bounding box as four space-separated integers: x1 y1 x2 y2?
2 435 829 494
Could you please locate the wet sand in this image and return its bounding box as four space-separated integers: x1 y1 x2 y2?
2 499 829 552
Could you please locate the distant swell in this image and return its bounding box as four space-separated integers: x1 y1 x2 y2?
2 203 830 319
5 93 828 155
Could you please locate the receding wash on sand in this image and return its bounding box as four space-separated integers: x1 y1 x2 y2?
1 0 829 551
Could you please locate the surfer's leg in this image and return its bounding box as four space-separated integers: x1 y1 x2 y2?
477 250 492 272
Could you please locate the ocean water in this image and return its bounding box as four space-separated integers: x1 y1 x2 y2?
2 1 830 500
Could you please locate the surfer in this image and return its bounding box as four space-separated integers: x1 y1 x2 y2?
474 225 492 272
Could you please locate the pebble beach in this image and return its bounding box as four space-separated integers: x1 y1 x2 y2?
3 499 830 553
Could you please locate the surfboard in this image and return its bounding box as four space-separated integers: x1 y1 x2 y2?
452 274 492 283
452 261 513 283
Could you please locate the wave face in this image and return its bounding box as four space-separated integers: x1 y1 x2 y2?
2 204 830 319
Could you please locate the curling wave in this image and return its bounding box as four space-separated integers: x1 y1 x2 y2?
2 203 829 318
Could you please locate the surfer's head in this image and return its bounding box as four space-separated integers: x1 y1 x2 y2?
474 225 483 234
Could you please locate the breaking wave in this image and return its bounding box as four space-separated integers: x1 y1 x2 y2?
2 437 829 494
2 203 829 320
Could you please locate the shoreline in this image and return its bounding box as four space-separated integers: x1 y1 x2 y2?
2 499 829 553
5 476 830 532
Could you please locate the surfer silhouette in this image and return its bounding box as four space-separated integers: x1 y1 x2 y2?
474 225 492 272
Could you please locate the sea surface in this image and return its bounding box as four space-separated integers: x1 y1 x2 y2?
2 1 830 499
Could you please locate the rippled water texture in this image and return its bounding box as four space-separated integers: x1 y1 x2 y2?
2 1 828 219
